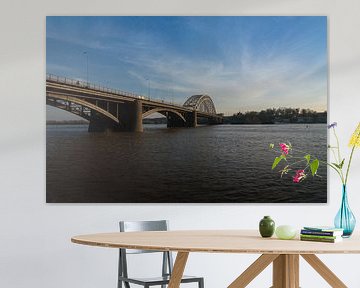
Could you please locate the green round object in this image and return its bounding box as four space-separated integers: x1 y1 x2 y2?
259 216 275 238
275 225 297 240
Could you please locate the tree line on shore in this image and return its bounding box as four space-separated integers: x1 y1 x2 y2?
223 108 327 124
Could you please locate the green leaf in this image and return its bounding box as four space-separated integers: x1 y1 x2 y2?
304 154 311 164
310 159 319 176
272 156 283 170
269 143 274 149
339 158 345 169
332 162 340 169
332 160 345 169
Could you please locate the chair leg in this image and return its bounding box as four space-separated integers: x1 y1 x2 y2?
199 278 204 288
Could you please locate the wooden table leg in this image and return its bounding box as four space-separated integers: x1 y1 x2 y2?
272 254 299 288
228 254 279 288
301 254 347 288
288 255 299 288
168 252 189 288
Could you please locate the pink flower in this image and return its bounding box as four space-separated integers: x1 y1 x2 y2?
279 143 289 155
293 170 306 183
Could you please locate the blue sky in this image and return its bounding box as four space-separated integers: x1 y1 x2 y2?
46 16 327 120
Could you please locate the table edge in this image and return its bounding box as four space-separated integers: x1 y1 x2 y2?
71 236 360 255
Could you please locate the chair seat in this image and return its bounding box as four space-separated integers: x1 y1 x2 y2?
118 221 204 287
119 274 203 286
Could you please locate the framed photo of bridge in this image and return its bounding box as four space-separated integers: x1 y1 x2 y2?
46 16 328 203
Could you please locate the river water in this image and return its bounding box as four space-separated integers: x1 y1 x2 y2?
46 124 327 203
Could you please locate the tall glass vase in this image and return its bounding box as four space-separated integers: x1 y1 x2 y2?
334 185 356 237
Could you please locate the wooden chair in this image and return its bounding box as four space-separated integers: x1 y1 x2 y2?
118 220 204 288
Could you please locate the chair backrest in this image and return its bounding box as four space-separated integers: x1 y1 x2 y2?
118 220 174 283
119 220 169 254
120 220 168 232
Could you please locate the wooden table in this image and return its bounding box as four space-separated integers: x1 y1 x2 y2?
71 230 360 288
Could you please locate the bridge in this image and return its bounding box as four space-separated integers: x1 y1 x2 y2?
46 74 223 132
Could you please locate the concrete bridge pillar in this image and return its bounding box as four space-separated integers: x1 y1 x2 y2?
129 100 143 132
88 112 114 132
167 111 197 128
185 111 197 128
88 100 143 132
167 113 185 128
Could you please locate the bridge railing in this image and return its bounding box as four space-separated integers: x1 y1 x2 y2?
46 74 145 99
46 74 185 108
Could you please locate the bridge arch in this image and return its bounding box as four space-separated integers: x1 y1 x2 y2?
142 107 186 123
46 94 119 124
183 94 217 115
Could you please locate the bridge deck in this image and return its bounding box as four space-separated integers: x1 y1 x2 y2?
46 74 223 120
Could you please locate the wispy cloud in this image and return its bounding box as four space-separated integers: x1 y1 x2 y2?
46 16 327 115
119 39 326 113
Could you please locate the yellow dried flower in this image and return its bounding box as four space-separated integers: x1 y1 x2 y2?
349 122 360 147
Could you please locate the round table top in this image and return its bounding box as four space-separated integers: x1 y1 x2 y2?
71 230 360 254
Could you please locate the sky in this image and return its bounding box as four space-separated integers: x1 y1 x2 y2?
46 16 327 120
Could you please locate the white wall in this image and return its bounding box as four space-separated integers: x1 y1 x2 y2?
1 0 360 287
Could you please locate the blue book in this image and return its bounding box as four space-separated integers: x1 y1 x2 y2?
302 226 343 236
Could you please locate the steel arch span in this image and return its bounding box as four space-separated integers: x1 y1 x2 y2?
183 94 217 115
46 94 119 124
142 107 186 123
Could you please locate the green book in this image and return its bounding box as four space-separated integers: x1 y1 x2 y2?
300 236 342 243
300 234 339 240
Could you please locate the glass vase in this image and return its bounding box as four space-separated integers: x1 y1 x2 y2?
334 185 356 237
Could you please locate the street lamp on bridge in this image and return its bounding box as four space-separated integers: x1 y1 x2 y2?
145 77 151 99
83 51 89 84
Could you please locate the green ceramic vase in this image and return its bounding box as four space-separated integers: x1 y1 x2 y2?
259 216 275 238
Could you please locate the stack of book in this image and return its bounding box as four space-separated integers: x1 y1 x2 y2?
300 226 344 243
